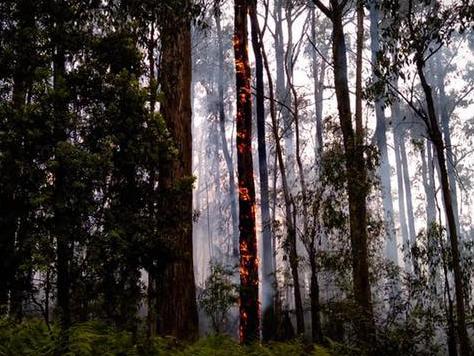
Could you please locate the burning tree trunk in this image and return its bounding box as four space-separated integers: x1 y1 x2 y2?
233 0 259 343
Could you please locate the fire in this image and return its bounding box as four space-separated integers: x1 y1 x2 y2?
239 187 251 201
234 0 259 343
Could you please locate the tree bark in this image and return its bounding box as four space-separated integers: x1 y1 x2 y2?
311 8 327 156
415 57 471 356
156 6 198 340
312 1 376 347
434 56 460 236
51 2 72 354
420 141 437 228
249 2 275 341
274 0 294 186
233 0 259 343
399 130 418 273
369 0 398 266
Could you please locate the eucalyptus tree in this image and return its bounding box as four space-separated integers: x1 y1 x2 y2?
233 0 259 343
379 0 474 353
312 0 376 347
249 1 276 340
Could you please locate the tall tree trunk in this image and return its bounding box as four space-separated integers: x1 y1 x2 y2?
369 0 398 266
309 236 323 343
274 0 294 186
233 0 259 343
0 0 37 320
434 57 460 236
311 8 326 156
309 9 325 342
146 20 158 339
156 7 198 340
420 141 437 228
392 106 411 274
332 7 375 345
289 110 307 335
273 0 304 335
420 140 439 281
355 0 364 144
249 3 275 341
215 11 239 258
399 131 418 273
259 21 294 340
312 1 376 346
415 57 471 356
52 2 72 353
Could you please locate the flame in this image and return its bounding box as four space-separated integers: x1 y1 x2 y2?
239 187 251 201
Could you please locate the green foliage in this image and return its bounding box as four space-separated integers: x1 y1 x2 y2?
0 319 56 356
198 262 238 333
0 320 334 356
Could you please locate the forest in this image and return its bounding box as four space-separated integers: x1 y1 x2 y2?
0 0 473 355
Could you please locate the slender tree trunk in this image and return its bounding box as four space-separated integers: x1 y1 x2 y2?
309 10 325 342
274 0 294 186
355 0 364 144
283 18 306 339
369 0 398 266
420 141 437 228
309 239 323 343
272 0 304 335
249 2 275 341
215 11 239 258
420 140 439 282
312 0 376 345
156 7 198 340
442 246 458 356
434 57 460 237
416 57 471 356
328 5 375 347
259 24 290 340
233 0 259 343
399 131 418 273
146 21 158 338
392 109 411 275
311 8 326 156
52 3 72 352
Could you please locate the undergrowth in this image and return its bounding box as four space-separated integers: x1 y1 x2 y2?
0 319 333 356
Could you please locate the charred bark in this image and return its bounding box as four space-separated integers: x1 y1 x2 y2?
233 0 259 343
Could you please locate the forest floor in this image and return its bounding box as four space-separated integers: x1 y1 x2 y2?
0 319 334 355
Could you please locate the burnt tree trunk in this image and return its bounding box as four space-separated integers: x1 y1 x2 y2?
233 0 259 343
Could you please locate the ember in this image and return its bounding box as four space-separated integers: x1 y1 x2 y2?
233 0 260 344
